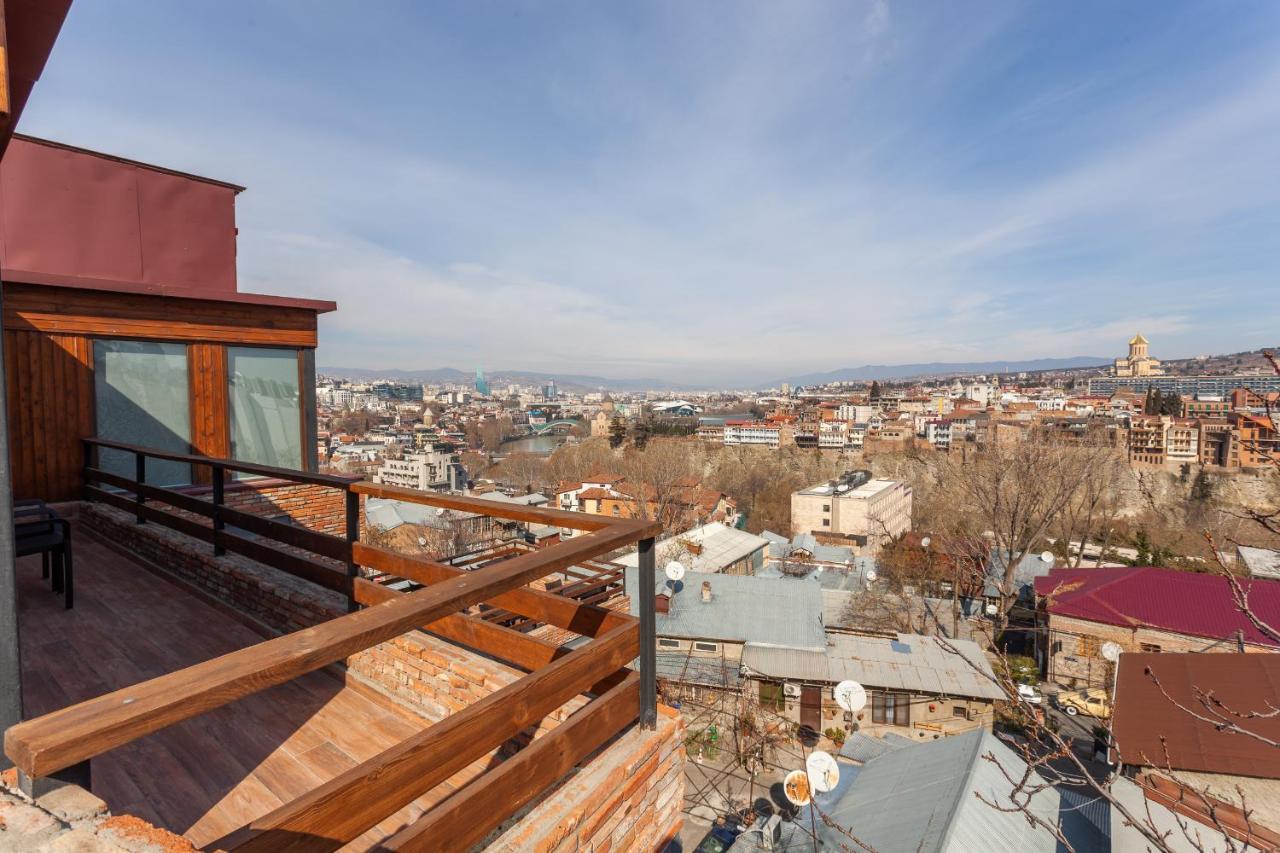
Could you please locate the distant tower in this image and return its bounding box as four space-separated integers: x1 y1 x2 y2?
544 379 558 401
475 367 490 397
1128 333 1148 361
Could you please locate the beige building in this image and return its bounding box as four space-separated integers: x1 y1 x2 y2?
589 410 611 438
1112 332 1163 377
790 472 912 555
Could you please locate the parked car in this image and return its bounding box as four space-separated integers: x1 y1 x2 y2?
1056 687 1111 718
1016 683 1043 705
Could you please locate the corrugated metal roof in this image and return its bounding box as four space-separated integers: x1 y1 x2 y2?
624 567 826 650
1036 566 1280 647
655 652 742 689
1113 653 1280 778
618 522 767 574
839 732 910 763
740 633 1004 701
819 729 1061 852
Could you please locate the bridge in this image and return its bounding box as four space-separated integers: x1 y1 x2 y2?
529 420 581 435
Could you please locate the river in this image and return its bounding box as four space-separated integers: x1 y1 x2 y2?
500 434 569 455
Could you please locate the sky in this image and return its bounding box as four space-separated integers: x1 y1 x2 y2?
20 1 1280 387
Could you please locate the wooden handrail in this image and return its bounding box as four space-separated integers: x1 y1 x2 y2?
215 623 640 852
85 438 356 488
5 523 644 778
381 673 642 852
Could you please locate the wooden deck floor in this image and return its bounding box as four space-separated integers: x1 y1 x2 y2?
17 528 494 849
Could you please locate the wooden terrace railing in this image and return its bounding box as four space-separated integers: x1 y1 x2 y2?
4 439 661 851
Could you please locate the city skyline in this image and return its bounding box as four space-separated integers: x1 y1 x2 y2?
19 1 1280 384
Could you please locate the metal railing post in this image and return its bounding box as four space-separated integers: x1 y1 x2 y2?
134 453 146 524
638 535 656 729
211 463 225 557
345 488 361 613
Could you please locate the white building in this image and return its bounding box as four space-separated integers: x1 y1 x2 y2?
790 472 913 556
723 421 782 448
374 445 464 492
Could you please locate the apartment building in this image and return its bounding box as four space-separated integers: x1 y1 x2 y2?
790 472 912 555
374 444 464 491
1128 416 1200 467
723 420 782 447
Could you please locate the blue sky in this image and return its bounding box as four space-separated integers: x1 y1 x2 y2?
21 1 1280 386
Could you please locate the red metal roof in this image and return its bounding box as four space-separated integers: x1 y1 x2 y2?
1035 566 1280 647
1112 653 1280 778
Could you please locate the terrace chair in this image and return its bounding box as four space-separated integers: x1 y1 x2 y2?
14 500 74 609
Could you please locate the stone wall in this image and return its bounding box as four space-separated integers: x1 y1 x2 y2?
189 477 359 536
1045 613 1273 689
487 706 685 853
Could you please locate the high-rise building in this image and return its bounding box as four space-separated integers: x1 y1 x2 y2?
475 367 490 397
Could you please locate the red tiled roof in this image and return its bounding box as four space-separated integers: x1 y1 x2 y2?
576 487 616 501
1035 567 1280 647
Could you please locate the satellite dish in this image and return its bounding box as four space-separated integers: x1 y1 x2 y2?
834 680 867 713
865 569 878 583
985 603 998 616
1040 551 1055 564
1101 641 1122 663
920 536 932 549
783 769 812 806
665 561 686 582
417 537 427 547
806 751 840 793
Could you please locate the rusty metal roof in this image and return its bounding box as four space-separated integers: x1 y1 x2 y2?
1112 653 1280 779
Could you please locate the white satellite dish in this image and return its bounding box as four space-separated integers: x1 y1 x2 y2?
865 569 877 583
1101 641 1122 663
417 537 427 547
834 680 867 713
985 602 998 616
783 769 812 806
1040 550 1055 564
920 536 932 549
806 751 840 793
665 561 686 582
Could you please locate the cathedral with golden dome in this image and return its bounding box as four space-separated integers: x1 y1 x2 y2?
1112 333 1163 377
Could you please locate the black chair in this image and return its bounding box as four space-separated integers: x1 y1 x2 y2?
15 500 73 609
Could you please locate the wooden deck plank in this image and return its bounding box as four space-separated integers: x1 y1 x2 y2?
13 529 499 850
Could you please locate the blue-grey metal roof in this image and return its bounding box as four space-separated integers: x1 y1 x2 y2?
655 652 742 690
624 567 826 650
839 732 911 763
818 729 1061 852
741 633 1004 701
985 548 1056 598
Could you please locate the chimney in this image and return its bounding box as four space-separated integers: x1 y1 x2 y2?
701 581 712 603
655 593 670 614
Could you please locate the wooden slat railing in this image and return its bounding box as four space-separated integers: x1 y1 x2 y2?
4 439 661 851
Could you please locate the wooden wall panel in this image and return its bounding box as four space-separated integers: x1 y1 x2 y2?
5 329 93 501
3 283 318 347
189 343 229 484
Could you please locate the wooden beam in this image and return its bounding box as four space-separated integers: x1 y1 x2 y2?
381 673 641 852
354 542 636 638
5 526 639 778
215 623 639 852
351 480 659 534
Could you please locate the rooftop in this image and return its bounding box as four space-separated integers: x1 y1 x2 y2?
1112 652 1280 779
740 632 1004 700
617 521 766 574
623 566 826 650
1035 566 1280 647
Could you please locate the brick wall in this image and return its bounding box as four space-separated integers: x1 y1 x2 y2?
80 502 346 635
1045 613 1274 689
214 478 359 536
487 706 685 853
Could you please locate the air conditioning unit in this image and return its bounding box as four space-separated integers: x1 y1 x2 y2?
783 683 801 699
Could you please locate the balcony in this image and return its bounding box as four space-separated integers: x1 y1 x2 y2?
4 439 673 850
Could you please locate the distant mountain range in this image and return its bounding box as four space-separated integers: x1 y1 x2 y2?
317 366 702 393
320 356 1113 393
774 357 1110 387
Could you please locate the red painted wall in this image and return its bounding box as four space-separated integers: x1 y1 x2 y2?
0 137 239 296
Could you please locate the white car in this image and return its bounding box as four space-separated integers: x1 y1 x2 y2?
1016 683 1043 705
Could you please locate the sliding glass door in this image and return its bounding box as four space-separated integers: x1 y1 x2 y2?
93 340 192 485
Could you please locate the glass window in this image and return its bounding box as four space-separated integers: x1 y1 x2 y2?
693 641 719 653
759 682 785 711
93 340 191 485
658 638 681 649
228 347 302 470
